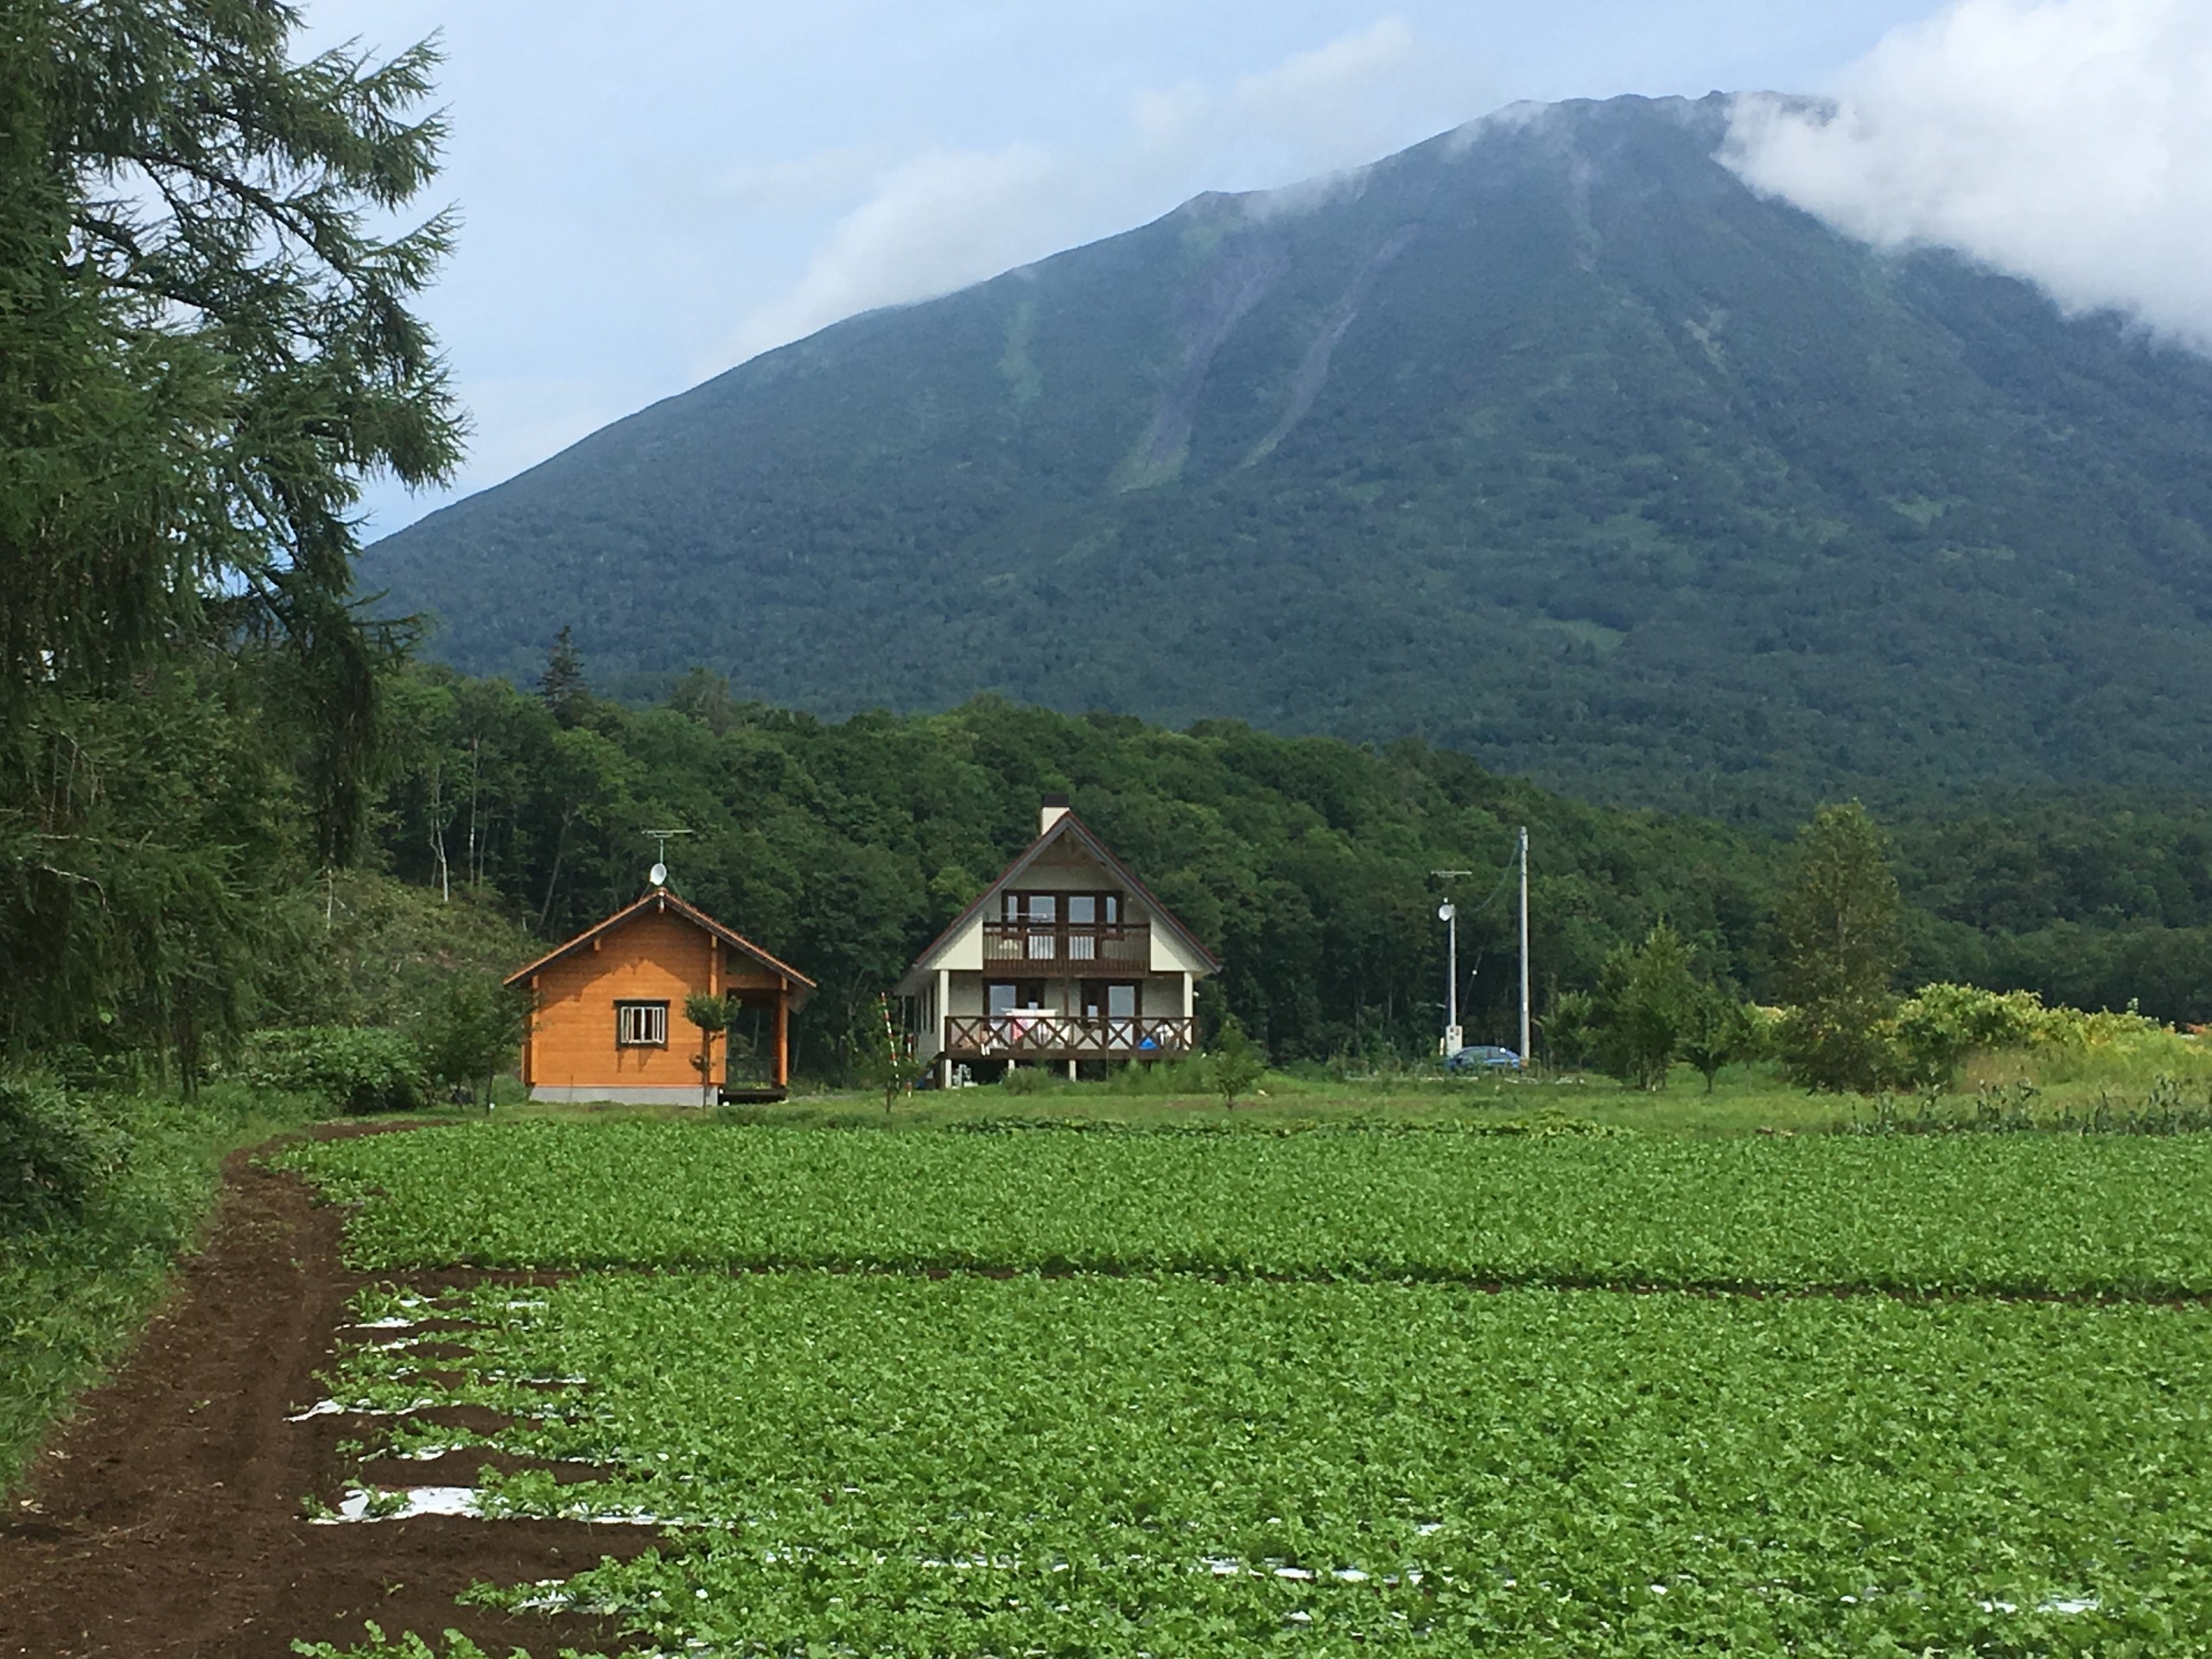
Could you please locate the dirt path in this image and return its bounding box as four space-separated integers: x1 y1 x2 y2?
0 1142 652 1658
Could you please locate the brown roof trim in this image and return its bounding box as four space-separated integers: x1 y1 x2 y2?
505 888 817 1009
906 811 1222 977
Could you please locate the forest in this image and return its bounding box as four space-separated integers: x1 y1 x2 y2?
308 650 2212 1077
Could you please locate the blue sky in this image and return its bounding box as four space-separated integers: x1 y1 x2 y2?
295 2 2198 537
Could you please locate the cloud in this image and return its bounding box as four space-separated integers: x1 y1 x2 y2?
1724 0 2212 353
721 17 1485 366
704 146 888 213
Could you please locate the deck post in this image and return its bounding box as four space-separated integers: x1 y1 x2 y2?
774 982 790 1088
936 967 950 1089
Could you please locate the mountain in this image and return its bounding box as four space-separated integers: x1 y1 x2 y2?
365 93 2212 817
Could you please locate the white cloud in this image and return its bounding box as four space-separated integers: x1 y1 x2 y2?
720 17 1486 366
1724 0 2212 352
704 146 888 213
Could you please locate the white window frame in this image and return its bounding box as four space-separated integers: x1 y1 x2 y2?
614 1000 669 1047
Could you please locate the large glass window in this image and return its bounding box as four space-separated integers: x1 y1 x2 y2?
1067 894 1096 925
988 982 1046 1014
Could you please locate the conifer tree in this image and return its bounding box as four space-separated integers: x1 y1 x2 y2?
539 627 590 726
0 1 461 1065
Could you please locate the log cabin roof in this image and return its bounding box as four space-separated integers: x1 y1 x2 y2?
505 887 816 1010
905 810 1222 979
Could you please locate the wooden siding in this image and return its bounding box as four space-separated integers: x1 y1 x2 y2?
521 908 785 1091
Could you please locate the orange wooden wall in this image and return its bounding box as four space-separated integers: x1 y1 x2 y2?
520 908 785 1090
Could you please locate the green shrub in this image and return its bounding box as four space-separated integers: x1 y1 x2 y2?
999 1065 1054 1096
0 1077 127 1234
418 973 527 1106
1592 923 1699 1091
1889 983 2050 1090
1209 1015 1266 1108
1096 1056 1215 1095
1887 984 2196 1092
240 1027 429 1115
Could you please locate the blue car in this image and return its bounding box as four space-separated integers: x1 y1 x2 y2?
1446 1044 1522 1072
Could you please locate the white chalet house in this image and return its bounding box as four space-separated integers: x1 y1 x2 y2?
898 796 1220 1084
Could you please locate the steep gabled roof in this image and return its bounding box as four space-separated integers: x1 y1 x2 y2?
506 887 816 1009
905 811 1222 979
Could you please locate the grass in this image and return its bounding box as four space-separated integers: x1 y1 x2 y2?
477 1044 2212 1138
0 1084 320 1495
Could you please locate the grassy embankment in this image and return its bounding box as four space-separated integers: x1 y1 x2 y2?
0 1085 319 1495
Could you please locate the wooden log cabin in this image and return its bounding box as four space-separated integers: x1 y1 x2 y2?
505 887 815 1104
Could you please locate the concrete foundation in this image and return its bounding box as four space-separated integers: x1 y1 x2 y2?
527 1084 709 1107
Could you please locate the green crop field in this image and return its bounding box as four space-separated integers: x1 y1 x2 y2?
281 1120 2212 1295
284 1121 2212 1657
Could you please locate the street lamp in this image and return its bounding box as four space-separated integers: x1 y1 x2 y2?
1437 901 1462 1057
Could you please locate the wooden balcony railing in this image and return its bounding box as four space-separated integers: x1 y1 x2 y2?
982 920 1149 967
942 1014 1195 1058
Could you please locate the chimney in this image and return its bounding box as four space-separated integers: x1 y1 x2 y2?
1040 792 1071 835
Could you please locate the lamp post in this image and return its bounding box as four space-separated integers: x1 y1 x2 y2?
1437 901 1462 1057
1518 826 1530 1067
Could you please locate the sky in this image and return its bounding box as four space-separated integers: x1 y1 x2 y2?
293 1 2210 539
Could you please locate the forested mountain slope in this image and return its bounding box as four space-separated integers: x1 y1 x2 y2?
367 93 2212 816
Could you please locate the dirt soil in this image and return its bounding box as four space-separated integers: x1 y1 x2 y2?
0 1137 656 1658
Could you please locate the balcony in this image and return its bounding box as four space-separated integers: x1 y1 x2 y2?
982 919 1149 966
942 1014 1195 1059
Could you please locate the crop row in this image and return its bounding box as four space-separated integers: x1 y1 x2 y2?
312 1272 2212 1656
281 1121 2212 1294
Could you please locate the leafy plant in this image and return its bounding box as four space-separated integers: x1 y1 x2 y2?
0 1077 126 1233
1541 989 1599 1069
1591 922 1699 1090
280 1121 2212 1297
847 994 914 1114
1676 988 1769 1095
1209 1015 1266 1109
418 973 527 1108
308 1268 2212 1655
682 991 733 1109
240 1027 429 1116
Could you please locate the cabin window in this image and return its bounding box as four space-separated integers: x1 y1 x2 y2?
1083 982 1141 1020
988 981 1046 1015
614 1001 669 1046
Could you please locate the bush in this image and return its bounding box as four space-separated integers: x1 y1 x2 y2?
1886 984 2192 1092
1777 992 1897 1094
419 973 527 1106
1210 1015 1266 1108
240 1027 429 1115
999 1065 1054 1096
1592 923 1699 1091
1889 983 2050 1090
0 1077 128 1234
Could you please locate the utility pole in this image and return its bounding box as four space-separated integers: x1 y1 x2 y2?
1432 869 1473 1057
1518 826 1531 1066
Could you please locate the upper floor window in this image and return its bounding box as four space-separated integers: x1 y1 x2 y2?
1002 891 1120 925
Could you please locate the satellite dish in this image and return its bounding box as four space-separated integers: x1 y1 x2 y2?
649 861 669 888
1437 902 1456 922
